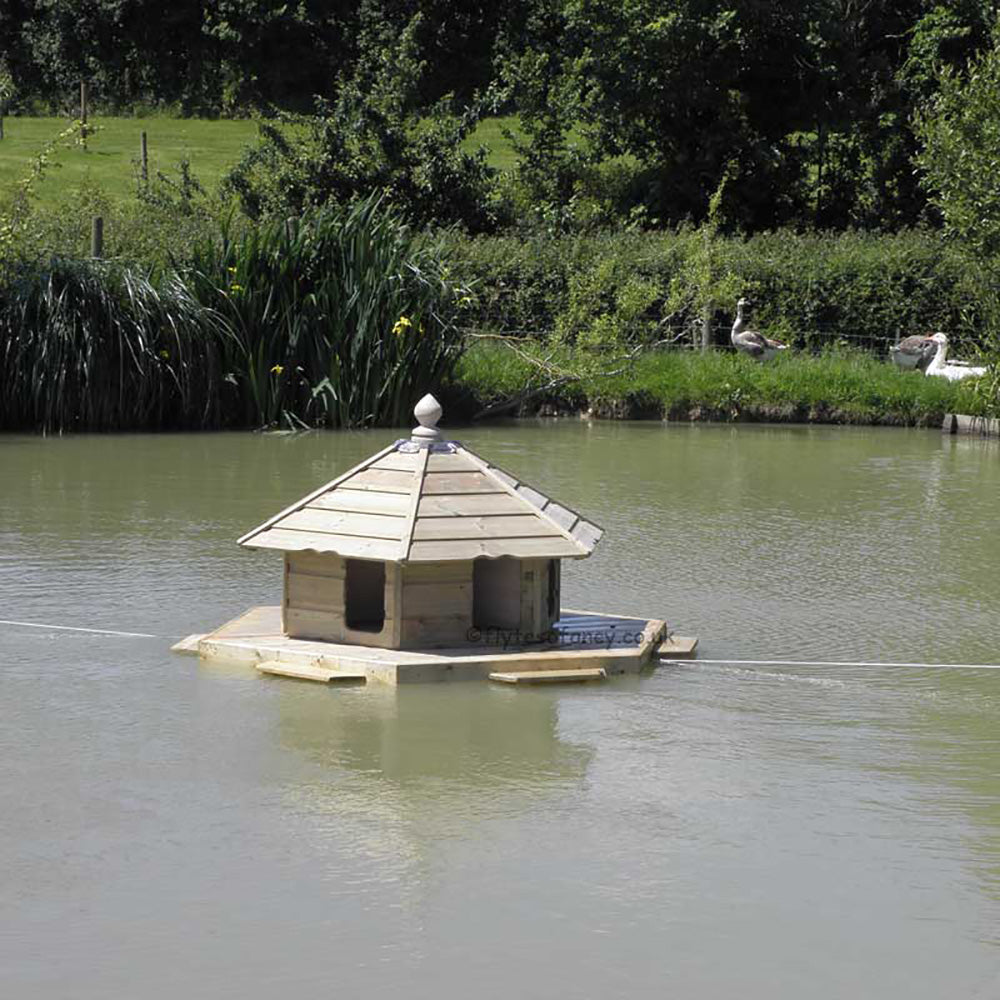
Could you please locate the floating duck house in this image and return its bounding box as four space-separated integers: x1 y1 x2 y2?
173 395 697 685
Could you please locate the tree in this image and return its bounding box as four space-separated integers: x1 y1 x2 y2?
915 20 1000 256
223 10 498 232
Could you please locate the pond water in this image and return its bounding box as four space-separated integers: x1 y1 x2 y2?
1 422 999 999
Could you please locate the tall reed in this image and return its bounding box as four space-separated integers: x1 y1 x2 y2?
0 195 469 432
0 257 225 431
183 194 467 429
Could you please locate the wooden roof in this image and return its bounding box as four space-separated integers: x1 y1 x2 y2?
237 440 603 563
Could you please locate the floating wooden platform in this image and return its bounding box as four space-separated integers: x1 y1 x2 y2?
490 668 607 684
172 605 697 686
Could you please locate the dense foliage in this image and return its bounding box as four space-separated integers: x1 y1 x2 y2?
2 1 998 233
0 197 469 431
443 228 1000 356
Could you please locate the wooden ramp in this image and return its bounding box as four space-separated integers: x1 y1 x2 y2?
489 668 607 685
256 660 367 685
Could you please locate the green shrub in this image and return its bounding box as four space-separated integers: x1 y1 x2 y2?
441 227 1000 359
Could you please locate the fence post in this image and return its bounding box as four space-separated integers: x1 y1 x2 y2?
700 303 713 353
91 216 104 258
80 81 89 150
140 131 148 184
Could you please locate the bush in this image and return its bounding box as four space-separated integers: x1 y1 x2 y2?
440 227 1000 358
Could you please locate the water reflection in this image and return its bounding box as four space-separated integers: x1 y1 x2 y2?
272 683 593 872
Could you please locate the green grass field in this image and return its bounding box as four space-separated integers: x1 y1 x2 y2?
0 114 522 205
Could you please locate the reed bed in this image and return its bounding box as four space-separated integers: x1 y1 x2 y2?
0 196 468 432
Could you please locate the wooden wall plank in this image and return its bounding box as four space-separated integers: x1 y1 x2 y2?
285 607 345 643
287 573 345 611
401 561 473 584
400 614 471 647
287 551 345 578
403 581 472 617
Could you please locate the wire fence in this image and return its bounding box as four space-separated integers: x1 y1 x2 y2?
459 320 992 358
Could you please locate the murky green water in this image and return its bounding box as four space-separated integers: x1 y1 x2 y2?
2 422 999 998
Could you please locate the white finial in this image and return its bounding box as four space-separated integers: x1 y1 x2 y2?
411 393 442 446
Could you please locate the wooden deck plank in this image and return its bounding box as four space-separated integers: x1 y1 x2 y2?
489 668 607 684
257 660 366 684
655 636 700 659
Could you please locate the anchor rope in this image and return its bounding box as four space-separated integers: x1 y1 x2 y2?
0 618 158 638
662 657 1000 671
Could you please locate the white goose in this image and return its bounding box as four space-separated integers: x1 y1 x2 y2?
889 334 937 371
922 332 987 382
731 298 788 361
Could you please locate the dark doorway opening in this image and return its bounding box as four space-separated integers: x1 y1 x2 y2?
473 558 521 631
345 559 386 632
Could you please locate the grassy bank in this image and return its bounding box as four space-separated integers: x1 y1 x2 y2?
451 341 988 425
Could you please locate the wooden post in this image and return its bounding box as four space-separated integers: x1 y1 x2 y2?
80 81 89 150
140 131 148 184
700 303 713 353
91 216 104 258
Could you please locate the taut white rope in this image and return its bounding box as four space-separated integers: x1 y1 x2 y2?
0 619 157 638
662 657 1000 670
